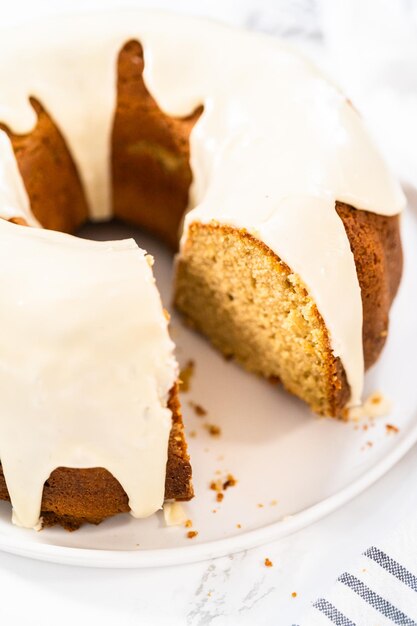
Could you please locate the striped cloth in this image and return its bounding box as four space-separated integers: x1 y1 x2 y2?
299 516 417 625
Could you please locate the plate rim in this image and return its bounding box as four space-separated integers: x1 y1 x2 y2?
0 413 416 569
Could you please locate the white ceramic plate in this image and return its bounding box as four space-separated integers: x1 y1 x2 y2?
0 199 416 569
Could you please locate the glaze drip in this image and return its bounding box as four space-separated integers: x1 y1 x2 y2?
0 220 176 528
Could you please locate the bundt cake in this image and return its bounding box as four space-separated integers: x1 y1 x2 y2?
0 10 404 530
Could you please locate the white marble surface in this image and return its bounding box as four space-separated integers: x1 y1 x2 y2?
0 445 416 625
1 1 416 624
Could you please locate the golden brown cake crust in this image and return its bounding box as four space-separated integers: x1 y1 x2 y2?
336 203 403 370
0 385 192 530
0 98 89 234
112 40 201 249
323 204 402 415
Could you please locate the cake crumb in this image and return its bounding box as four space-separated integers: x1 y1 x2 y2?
179 360 195 392
204 423 222 437
270 499 278 506
264 558 273 568
210 479 223 492
184 519 193 528
223 474 237 490
386 423 399 434
236 523 241 529
189 401 207 417
210 473 237 502
212 509 217 513
189 430 197 438
291 592 297 598
258 503 264 508
187 531 198 539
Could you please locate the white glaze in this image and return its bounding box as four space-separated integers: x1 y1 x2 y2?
163 501 188 527
0 133 39 227
0 10 405 526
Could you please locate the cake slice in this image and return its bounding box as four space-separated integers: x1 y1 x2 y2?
0 219 192 530
175 205 402 418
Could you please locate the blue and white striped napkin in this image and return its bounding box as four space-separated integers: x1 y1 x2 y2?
300 516 417 625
